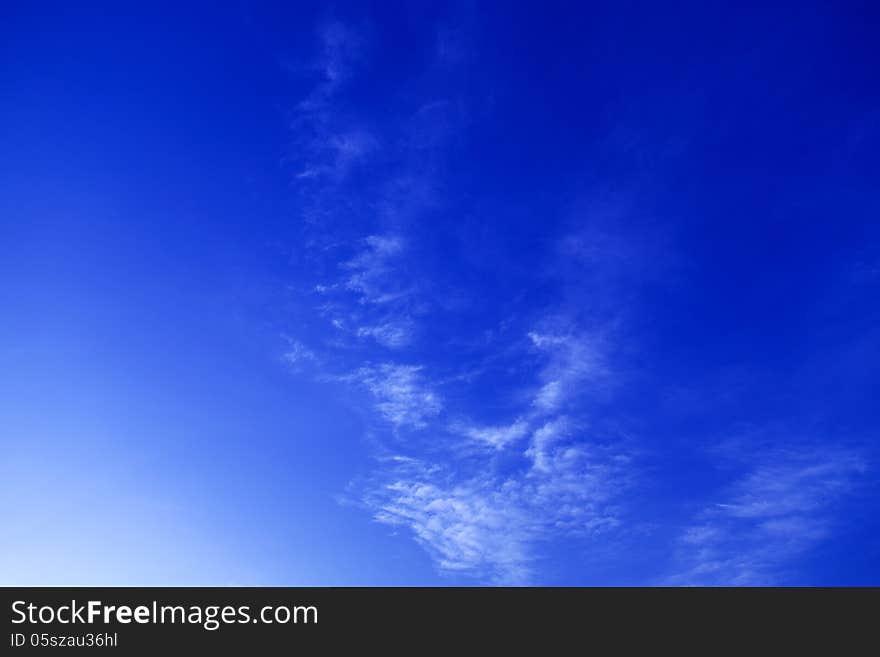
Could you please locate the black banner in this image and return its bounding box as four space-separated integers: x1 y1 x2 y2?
2 587 876 652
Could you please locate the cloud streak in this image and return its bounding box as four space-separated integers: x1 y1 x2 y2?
280 26 637 581
452 418 530 449
346 364 442 431
367 436 630 584
275 18 872 587
528 331 609 413
668 448 866 585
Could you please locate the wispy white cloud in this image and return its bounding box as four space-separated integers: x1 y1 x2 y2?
356 319 414 349
296 129 377 181
279 18 877 588
371 474 534 585
343 235 411 305
291 22 376 185
524 416 570 473
367 436 629 583
451 418 530 449
347 363 442 430
297 21 365 113
528 331 608 413
668 449 866 585
284 20 638 585
281 339 317 370
335 312 629 581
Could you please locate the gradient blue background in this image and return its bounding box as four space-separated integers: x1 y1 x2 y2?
1 1 878 585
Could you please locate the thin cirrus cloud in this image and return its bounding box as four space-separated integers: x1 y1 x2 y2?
278 20 637 583
291 20 377 187
342 235 411 306
344 363 443 431
668 449 866 585
279 19 869 585
356 320 414 349
307 235 416 351
295 20 364 114
451 418 530 449
331 321 631 582
527 331 609 413
281 339 317 369
369 468 535 585
295 129 377 182
365 431 629 584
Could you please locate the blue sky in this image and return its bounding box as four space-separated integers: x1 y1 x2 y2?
1 1 878 585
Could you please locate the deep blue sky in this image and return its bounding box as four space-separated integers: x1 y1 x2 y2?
1 1 878 585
